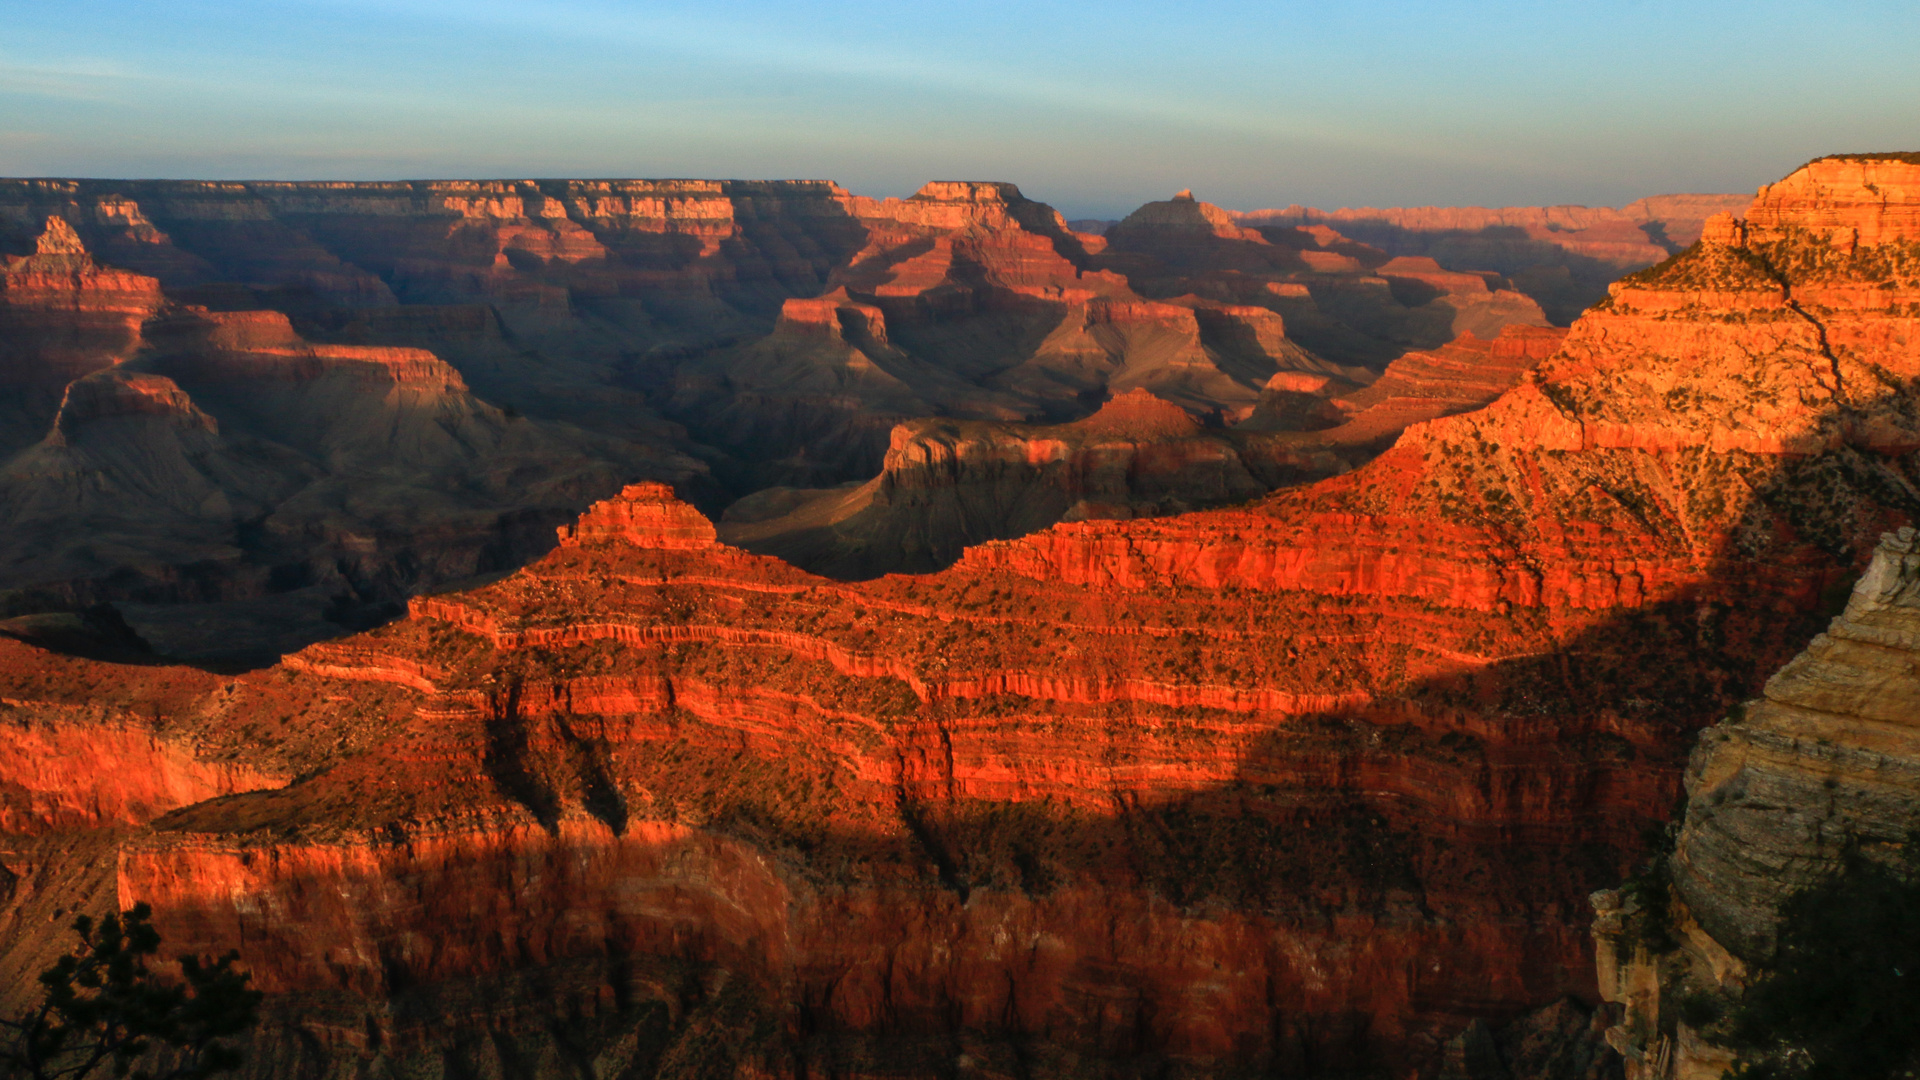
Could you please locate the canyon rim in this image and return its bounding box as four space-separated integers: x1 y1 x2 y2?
0 151 1916 1080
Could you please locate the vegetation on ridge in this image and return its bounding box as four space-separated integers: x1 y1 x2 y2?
1819 152 1920 166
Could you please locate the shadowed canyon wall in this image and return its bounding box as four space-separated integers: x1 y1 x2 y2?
1232 195 1751 324
0 179 1716 655
1593 526 1920 1080
1 157 1911 1078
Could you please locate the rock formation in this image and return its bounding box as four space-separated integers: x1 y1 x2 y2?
1592 526 1920 1079
0 215 166 455
0 178 1588 652
0 479 1671 1078
0 156 1908 1076
0 216 697 659
724 326 1566 579
1233 194 1751 323
1098 192 1553 370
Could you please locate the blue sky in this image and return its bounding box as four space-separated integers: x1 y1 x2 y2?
3 0 1917 217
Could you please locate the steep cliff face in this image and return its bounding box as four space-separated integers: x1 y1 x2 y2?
0 216 167 454
0 159 1906 1077
1571 154 1920 1080
0 218 701 659
1592 528 1920 1080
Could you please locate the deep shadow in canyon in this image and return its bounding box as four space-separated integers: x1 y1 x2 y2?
5 166 1891 1079
2 178 1723 668
108 412 1908 1080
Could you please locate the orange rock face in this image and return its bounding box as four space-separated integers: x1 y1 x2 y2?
0 216 167 453
559 481 722 549
0 478 1671 1075
4 157 1917 1077
1742 153 1920 248
0 705 277 834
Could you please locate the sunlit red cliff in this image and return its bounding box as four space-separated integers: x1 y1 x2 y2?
2 156 1916 1078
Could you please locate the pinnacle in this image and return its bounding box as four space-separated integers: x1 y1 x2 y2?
34 215 87 257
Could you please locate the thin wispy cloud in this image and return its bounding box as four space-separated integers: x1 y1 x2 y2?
0 56 149 103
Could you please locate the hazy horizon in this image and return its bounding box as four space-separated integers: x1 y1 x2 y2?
5 0 1918 219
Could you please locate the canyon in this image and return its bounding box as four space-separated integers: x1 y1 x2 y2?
1229 194 1751 325
2 178 1721 657
3 154 1916 1078
720 326 1567 577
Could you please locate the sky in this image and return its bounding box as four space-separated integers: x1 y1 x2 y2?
2 1 1917 218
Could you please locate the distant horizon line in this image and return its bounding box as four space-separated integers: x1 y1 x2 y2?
0 173 1755 218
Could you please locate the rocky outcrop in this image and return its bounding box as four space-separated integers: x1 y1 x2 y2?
1592 525 1920 1079
1101 189 1273 264
559 481 722 549
1678 526 1920 953
1740 154 1920 248
4 157 1914 1077
0 216 167 454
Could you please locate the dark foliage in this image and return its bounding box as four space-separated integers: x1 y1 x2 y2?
1614 799 1685 961
1726 845 1920 1080
0 904 261 1080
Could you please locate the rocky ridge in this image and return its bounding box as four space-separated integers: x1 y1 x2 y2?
722 326 1566 578
0 178 1598 652
0 479 1676 1078
1234 195 1751 323
0 158 1904 1076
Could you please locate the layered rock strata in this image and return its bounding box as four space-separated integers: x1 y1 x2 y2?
0 216 167 455
0 480 1680 1078
1096 191 1553 371
0 217 696 659
0 157 1914 1077
0 178 1586 641
1592 528 1920 1080
723 326 1566 579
